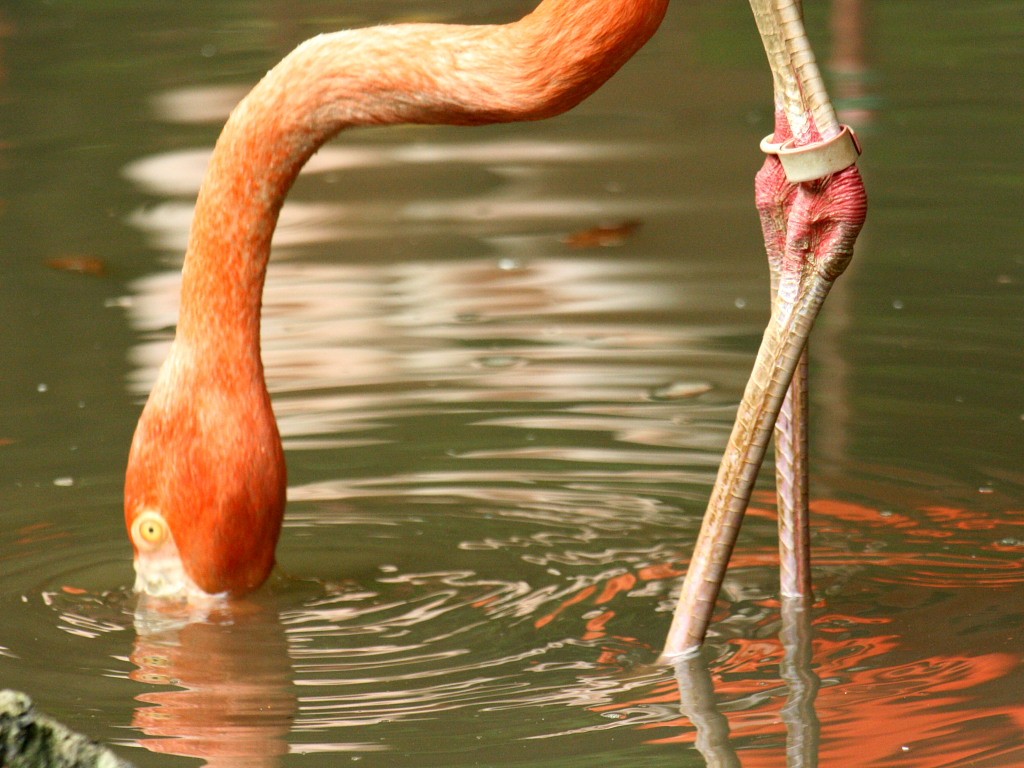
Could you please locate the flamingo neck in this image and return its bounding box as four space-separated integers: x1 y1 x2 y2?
128 0 668 600
174 0 668 360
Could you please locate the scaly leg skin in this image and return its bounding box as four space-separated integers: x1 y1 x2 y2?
756 109 813 600
660 0 866 661
776 350 811 598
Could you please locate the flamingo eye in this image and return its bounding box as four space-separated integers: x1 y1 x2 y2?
131 510 169 550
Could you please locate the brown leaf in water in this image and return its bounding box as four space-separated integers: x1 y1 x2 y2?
563 219 641 249
46 255 107 276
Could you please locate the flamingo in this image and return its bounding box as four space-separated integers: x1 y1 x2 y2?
123 0 866 660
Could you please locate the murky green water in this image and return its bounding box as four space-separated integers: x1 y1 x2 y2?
1 1 1021 766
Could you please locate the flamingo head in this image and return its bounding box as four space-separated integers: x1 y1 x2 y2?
124 360 287 600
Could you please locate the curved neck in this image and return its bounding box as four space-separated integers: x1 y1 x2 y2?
176 0 668 360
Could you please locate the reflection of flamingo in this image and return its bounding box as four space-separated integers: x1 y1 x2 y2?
131 603 295 767
124 0 866 659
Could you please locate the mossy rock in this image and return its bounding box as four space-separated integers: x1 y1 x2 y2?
0 690 134 768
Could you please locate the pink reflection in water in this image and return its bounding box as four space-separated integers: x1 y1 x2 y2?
541 496 1024 766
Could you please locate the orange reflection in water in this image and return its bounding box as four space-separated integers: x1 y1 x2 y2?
636 635 1021 767
130 600 296 767
540 498 1024 767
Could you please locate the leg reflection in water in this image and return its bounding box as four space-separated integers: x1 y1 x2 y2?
673 594 820 768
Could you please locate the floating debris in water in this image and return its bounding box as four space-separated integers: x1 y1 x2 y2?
648 381 713 401
473 355 525 369
45 255 107 276
563 219 641 249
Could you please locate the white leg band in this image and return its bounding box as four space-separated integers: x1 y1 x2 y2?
761 125 862 183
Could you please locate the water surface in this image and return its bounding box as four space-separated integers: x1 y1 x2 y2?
0 1 1021 766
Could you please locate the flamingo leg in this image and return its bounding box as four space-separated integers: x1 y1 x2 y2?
775 352 812 598
661 0 866 660
755 51 812 600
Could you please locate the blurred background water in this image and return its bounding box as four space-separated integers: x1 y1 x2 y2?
0 1 1021 766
